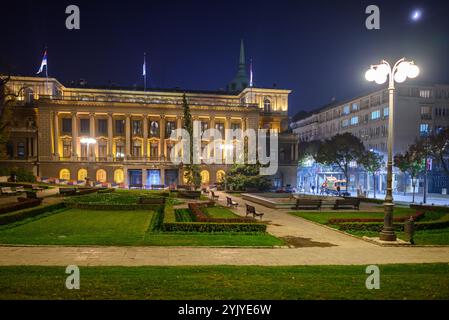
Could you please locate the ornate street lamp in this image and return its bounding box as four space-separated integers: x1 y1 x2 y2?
365 58 420 241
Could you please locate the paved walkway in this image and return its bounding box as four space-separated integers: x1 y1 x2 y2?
1 191 449 266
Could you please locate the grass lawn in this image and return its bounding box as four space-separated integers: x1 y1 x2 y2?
289 207 415 225
204 206 239 219
0 264 448 299
349 228 449 245
0 209 154 246
0 208 282 247
290 208 449 245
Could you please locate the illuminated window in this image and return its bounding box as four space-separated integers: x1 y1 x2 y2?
350 116 359 125
264 99 271 113
78 169 88 181
59 169 71 180
216 170 226 183
114 169 124 184
200 170 210 184
96 169 107 183
371 110 381 120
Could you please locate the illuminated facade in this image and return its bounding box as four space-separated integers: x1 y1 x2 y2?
292 83 449 193
1 76 298 188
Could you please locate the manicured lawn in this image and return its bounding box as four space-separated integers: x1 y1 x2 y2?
204 206 239 219
290 208 449 245
64 189 183 205
349 228 449 245
289 207 415 225
0 264 448 299
0 209 154 246
0 208 282 247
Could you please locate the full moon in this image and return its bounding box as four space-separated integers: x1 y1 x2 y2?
411 9 422 21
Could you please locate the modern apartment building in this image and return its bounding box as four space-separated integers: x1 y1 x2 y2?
292 82 449 193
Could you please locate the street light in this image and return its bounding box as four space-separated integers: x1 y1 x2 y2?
365 58 420 241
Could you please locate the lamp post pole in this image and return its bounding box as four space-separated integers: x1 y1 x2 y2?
365 58 419 241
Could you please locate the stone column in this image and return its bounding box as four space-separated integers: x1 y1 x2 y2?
159 116 165 160
89 112 96 160
71 112 78 159
160 168 165 186
53 112 60 159
125 114 131 159
107 113 114 161
142 168 148 189
143 115 148 159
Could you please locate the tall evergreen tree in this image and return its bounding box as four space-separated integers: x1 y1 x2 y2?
181 93 201 189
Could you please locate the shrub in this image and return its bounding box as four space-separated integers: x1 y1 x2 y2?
0 202 66 225
162 222 267 233
0 198 43 215
410 204 449 213
328 211 425 224
65 202 163 211
188 202 255 223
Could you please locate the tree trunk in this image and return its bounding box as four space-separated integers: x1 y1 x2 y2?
403 174 407 196
373 172 376 199
412 178 416 203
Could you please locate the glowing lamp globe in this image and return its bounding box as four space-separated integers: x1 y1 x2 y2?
407 64 420 78
365 68 376 82
376 64 390 77
394 71 407 83
374 73 387 85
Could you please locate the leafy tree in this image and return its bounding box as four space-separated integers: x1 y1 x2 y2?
315 133 365 192
181 93 201 189
428 127 449 176
298 140 321 164
394 149 424 203
225 164 271 192
0 75 30 158
359 150 384 199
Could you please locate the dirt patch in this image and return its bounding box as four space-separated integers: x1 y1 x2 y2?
281 236 337 248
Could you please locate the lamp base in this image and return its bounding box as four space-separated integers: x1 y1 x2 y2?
379 230 397 241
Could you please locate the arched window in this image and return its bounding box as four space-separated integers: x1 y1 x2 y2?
216 170 226 183
200 170 210 184
96 169 107 183
59 169 71 180
264 98 271 113
78 169 88 181
114 169 124 184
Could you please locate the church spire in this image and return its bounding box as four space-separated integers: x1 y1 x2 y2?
239 39 245 65
227 40 249 92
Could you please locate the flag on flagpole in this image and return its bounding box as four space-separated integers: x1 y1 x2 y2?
249 59 253 87
37 50 48 74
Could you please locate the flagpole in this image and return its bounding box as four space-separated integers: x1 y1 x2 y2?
143 52 146 92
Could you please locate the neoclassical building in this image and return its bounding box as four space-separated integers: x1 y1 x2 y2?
1 51 298 188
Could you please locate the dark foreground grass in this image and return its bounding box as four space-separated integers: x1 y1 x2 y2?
0 264 448 300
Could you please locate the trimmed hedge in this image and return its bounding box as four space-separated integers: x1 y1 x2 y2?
343 196 384 205
162 222 267 233
0 198 43 215
161 203 266 233
188 203 256 223
328 211 425 224
65 202 164 211
410 204 449 213
335 213 449 232
0 202 66 226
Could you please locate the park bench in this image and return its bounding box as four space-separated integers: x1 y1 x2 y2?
226 196 238 208
210 191 219 200
31 184 44 191
15 186 26 193
333 198 360 210
150 184 166 190
293 198 322 210
245 204 264 220
177 185 191 191
138 197 166 205
1 187 16 195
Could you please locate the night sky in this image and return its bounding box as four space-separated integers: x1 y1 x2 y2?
1 0 449 116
